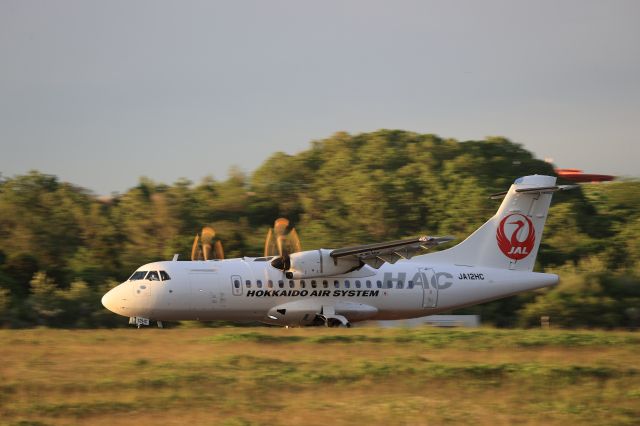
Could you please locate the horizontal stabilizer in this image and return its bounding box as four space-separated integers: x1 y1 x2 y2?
490 185 577 200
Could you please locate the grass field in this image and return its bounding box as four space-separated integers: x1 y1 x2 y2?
1 327 639 426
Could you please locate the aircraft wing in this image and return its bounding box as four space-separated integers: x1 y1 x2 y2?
330 236 454 269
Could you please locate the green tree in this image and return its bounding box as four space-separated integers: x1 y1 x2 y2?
28 272 62 326
0 287 10 326
517 257 628 328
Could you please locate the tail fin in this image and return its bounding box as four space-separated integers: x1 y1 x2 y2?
425 175 560 271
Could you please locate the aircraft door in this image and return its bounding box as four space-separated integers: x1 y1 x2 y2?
418 268 438 308
189 272 219 312
231 275 243 296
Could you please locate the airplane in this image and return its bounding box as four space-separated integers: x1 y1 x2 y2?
102 174 570 328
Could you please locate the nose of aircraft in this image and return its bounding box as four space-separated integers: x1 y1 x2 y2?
101 287 116 312
101 284 128 316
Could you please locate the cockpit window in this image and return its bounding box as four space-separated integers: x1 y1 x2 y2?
129 271 148 281
147 271 160 281
160 271 171 281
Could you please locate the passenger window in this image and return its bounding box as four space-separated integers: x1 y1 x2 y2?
129 271 148 281
366 280 371 288
387 281 393 289
345 280 350 288
278 280 284 289
397 281 404 289
301 280 306 289
355 280 361 288
267 280 273 289
160 271 171 281
245 280 251 288
334 280 340 288
147 271 160 281
256 280 263 288
311 280 317 288
323 280 328 288
289 280 295 288
234 280 240 288
407 280 414 289
377 280 382 288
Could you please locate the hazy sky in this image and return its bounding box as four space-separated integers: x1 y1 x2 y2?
1 0 638 194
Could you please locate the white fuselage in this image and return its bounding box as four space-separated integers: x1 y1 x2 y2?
102 256 558 326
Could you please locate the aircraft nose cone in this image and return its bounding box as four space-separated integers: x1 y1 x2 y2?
101 284 128 315
101 288 116 312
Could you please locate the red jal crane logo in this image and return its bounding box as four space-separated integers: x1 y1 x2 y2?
496 214 536 260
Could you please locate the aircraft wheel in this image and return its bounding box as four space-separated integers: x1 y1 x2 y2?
326 318 342 328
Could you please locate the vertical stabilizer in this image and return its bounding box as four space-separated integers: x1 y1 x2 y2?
423 175 557 271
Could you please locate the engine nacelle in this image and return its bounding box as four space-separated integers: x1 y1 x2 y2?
282 249 361 279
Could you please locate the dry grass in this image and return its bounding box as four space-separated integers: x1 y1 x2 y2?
1 327 639 425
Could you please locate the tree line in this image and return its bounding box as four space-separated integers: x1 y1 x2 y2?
0 130 638 328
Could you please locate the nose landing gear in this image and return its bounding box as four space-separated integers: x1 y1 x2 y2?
128 317 162 328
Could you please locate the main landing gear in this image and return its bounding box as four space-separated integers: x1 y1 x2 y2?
319 306 351 328
325 317 352 328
